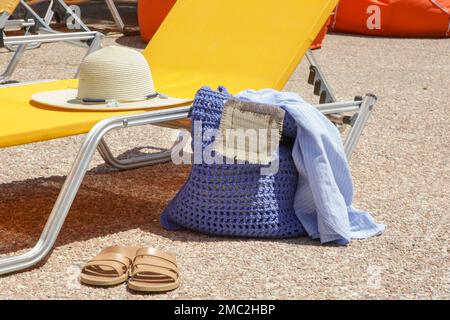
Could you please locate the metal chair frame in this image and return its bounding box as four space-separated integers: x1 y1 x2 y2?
0 0 104 83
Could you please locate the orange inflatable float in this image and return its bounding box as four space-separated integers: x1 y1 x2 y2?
138 0 176 43
330 0 450 37
138 0 331 48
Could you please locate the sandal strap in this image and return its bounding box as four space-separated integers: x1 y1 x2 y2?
134 247 177 264
83 252 132 276
131 248 179 282
133 256 178 272
102 246 136 258
131 265 179 282
91 252 132 267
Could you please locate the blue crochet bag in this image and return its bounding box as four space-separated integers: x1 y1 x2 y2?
161 86 305 238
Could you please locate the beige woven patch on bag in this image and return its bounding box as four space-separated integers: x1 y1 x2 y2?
213 99 285 164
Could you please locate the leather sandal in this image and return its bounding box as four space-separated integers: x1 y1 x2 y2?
80 246 139 287
128 247 181 293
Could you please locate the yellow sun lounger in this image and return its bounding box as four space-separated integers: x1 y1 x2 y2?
0 0 377 275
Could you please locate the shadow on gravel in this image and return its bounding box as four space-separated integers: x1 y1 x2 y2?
0 149 322 269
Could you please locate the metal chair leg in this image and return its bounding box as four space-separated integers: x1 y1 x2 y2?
0 13 21 83
344 94 377 161
0 43 28 83
104 0 125 32
0 106 190 275
74 31 103 77
305 51 377 160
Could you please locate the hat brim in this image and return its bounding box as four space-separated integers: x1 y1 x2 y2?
32 89 192 111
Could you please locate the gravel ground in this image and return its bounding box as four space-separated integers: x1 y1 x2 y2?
0 19 449 299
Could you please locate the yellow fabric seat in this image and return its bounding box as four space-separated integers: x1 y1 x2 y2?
0 80 145 147
0 0 338 148
0 0 20 15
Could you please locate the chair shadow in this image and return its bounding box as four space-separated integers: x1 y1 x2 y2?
0 149 325 270
92 145 169 173
114 35 147 49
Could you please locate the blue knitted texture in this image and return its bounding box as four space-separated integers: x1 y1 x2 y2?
161 87 306 238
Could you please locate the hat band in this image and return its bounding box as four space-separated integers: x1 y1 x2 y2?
77 92 168 105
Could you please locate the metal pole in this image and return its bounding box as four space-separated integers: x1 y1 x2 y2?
344 94 377 160
104 0 125 31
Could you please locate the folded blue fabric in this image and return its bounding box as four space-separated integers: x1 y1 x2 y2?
236 89 385 244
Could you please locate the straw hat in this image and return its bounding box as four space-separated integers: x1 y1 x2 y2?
32 46 190 111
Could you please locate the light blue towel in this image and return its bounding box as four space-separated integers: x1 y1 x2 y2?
236 89 385 245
